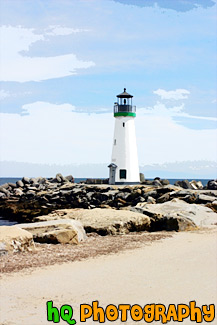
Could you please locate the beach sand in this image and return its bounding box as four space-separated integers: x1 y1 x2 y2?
0 228 217 324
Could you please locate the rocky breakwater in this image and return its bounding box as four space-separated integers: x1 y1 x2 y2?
0 174 75 221
0 174 216 230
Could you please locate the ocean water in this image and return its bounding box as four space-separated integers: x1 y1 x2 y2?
0 177 211 226
0 177 210 187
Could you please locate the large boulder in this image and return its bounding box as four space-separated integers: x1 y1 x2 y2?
34 208 151 235
0 226 35 254
190 180 203 190
16 180 24 188
161 179 170 186
174 180 192 189
133 199 217 227
206 200 217 213
207 180 217 190
131 205 195 231
17 219 86 245
169 189 217 203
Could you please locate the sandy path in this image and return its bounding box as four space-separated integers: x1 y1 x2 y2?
1 228 217 324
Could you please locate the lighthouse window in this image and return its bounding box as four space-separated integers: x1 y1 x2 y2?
120 169 127 179
123 123 125 127
114 139 116 145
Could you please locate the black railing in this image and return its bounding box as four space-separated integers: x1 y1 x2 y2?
114 104 136 113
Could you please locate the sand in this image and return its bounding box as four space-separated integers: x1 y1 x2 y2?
0 228 217 324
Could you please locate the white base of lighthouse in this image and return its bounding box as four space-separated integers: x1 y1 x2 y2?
110 116 140 184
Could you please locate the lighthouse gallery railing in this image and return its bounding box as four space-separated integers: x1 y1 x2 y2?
114 104 136 114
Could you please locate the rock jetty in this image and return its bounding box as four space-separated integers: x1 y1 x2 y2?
0 174 217 253
0 174 216 222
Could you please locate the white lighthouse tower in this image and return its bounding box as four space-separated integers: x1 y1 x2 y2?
108 88 140 185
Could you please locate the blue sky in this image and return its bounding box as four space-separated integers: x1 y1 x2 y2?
0 0 217 173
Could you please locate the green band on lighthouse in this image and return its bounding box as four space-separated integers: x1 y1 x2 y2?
114 112 136 117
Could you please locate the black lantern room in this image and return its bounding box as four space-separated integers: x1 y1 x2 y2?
114 88 136 117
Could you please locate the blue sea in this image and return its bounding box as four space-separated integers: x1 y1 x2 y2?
0 177 210 187
0 177 210 226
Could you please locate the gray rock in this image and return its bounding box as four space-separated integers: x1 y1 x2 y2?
56 176 62 183
198 194 216 204
22 177 30 184
196 181 203 189
26 190 36 196
16 180 24 188
92 191 108 202
106 190 119 199
35 208 151 235
56 173 65 181
18 219 86 245
26 187 38 191
0 192 6 199
141 180 152 185
190 180 203 190
170 189 193 198
134 199 217 227
157 193 170 203
0 183 9 189
14 188 23 196
174 180 192 189
163 216 196 232
86 192 94 200
207 180 217 190
147 196 156 204
59 183 74 190
38 184 45 190
184 193 199 204
153 180 162 187
116 192 131 201
46 184 59 190
170 189 217 203
72 187 84 195
65 175 74 182
209 200 217 212
30 178 37 184
161 179 170 185
8 183 16 188
131 204 196 231
37 177 46 184
143 190 158 199
0 187 9 195
0 226 35 253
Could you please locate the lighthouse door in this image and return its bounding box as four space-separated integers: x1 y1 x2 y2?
108 163 117 185
110 166 116 184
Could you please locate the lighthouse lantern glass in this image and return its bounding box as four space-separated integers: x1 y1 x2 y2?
114 88 136 116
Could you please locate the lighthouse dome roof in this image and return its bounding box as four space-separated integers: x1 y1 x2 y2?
117 88 133 98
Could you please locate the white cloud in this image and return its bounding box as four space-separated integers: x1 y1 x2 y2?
0 101 216 165
46 25 89 36
153 88 190 100
0 89 32 100
0 90 10 100
0 102 113 164
0 25 95 82
139 102 217 121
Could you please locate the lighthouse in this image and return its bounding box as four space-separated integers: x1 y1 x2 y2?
108 88 140 185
